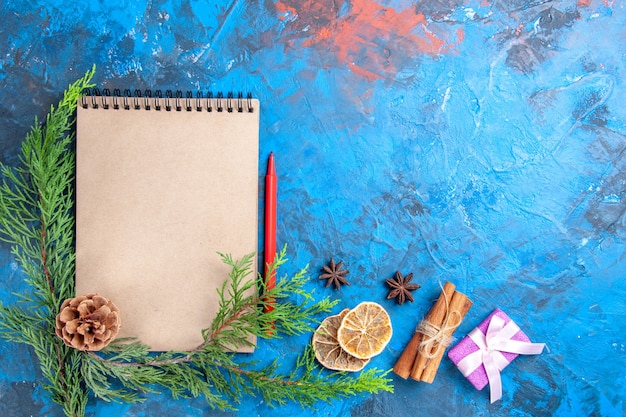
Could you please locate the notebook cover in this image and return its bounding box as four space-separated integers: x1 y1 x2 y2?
75 97 259 352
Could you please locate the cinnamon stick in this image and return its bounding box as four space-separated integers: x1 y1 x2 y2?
418 291 472 383
410 287 471 382
392 282 455 379
392 331 422 379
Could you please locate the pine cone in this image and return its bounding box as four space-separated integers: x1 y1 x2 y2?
55 293 121 351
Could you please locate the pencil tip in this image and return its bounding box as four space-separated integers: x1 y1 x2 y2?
267 152 275 174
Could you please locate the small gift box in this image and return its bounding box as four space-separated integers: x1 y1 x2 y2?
447 308 545 403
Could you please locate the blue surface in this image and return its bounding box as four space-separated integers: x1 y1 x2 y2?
1 0 625 416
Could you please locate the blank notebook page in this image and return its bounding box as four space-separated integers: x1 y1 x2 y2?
75 94 259 352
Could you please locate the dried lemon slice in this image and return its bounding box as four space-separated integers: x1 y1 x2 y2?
337 301 393 360
312 309 370 372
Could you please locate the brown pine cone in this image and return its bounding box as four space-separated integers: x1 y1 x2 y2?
55 293 121 351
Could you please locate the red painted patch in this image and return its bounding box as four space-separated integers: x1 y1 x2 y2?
275 1 298 20
278 0 464 81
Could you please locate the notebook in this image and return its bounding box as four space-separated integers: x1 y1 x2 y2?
75 90 259 352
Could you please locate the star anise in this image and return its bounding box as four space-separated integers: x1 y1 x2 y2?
319 258 350 290
386 271 420 305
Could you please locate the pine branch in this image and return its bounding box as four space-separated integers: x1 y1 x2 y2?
81 248 393 409
213 344 393 408
0 66 96 417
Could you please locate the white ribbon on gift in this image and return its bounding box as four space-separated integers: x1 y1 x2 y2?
456 314 545 403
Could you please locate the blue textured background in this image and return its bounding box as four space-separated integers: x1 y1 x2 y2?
1 0 625 416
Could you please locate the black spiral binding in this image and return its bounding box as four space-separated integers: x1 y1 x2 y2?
80 88 255 113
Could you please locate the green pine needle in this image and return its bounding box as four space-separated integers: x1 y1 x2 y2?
0 68 394 417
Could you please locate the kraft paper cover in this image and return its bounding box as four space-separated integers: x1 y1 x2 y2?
75 97 259 352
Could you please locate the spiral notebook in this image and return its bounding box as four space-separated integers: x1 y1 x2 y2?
75 90 259 352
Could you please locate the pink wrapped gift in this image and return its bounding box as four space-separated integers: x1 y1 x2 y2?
447 308 545 403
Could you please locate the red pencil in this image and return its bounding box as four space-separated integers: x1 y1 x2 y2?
264 152 277 314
